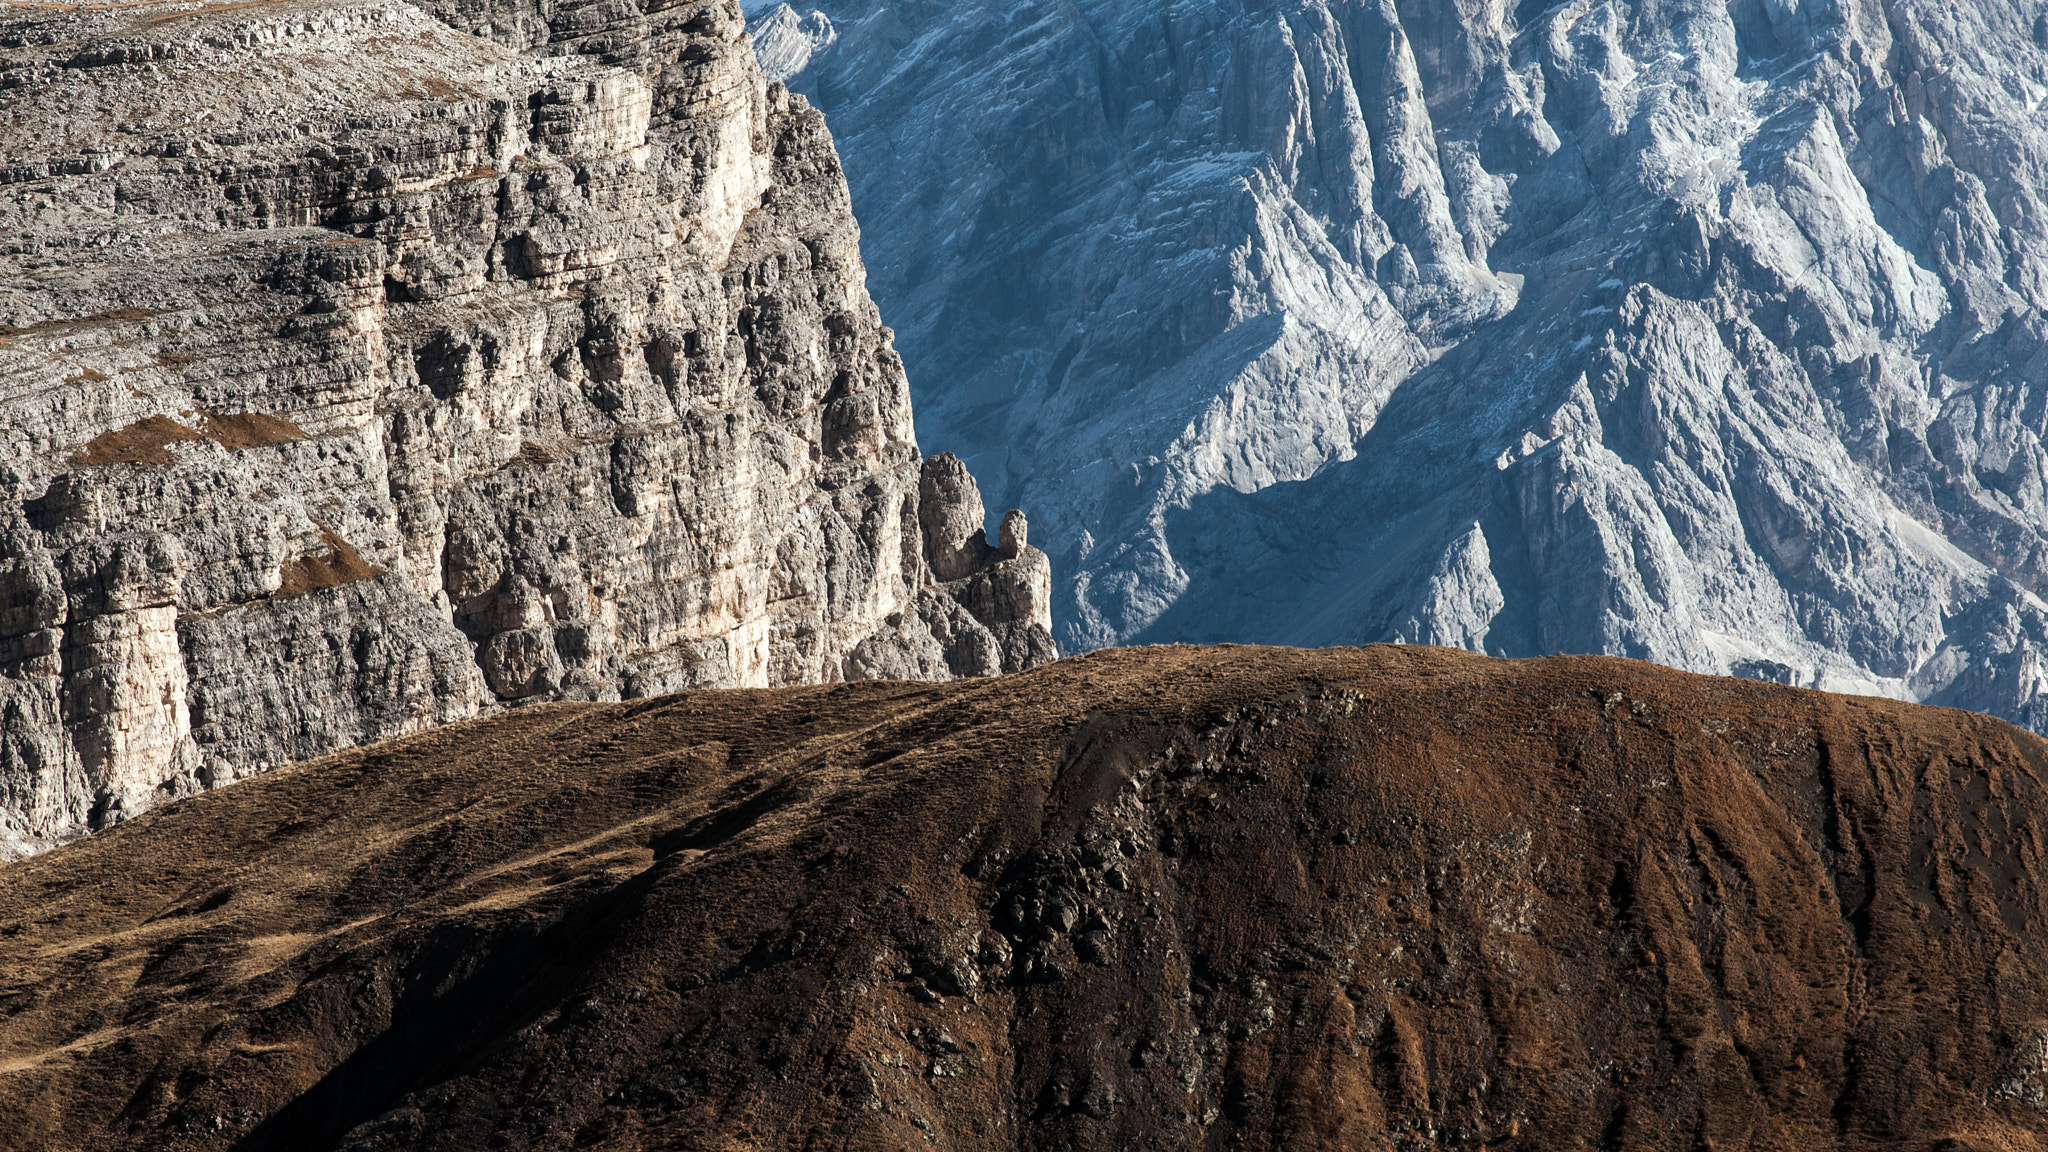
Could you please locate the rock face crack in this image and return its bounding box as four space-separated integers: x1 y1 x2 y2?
0 0 1053 858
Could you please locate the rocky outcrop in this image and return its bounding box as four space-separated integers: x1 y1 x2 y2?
0 0 1051 858
844 453 1058 683
748 1 834 85
9 644 2048 1150
766 0 2048 731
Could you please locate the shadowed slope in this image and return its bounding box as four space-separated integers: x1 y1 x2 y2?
4 644 2048 1150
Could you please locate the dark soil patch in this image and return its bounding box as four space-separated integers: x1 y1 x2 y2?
514 439 559 466
0 306 162 337
200 410 306 449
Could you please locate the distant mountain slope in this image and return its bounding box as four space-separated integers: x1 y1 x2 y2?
762 0 2048 728
7 644 2048 1150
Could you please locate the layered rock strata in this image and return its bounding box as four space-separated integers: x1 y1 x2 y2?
764 0 2048 731
0 0 1052 857
843 452 1059 682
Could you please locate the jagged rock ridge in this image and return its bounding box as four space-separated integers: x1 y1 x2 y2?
0 0 1054 858
6 645 2048 1150
762 0 2048 731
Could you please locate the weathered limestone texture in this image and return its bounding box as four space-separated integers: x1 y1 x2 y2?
768 0 2048 733
843 453 1058 684
0 0 1050 857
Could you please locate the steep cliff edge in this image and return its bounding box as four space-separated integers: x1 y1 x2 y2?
6 645 2048 1150
765 0 2048 732
0 0 1053 858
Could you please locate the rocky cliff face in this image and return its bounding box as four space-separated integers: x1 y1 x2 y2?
0 0 1053 858
7 645 2048 1150
764 0 2048 730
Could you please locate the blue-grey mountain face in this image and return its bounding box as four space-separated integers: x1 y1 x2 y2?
760 0 2048 727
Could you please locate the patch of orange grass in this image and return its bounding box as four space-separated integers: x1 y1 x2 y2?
68 409 308 466
68 414 203 466
0 306 161 338
274 525 384 597
199 409 306 449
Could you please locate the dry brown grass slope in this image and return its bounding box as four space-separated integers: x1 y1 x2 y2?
3 644 2048 1151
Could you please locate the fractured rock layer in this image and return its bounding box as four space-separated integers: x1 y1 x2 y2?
0 0 1053 857
768 0 2048 731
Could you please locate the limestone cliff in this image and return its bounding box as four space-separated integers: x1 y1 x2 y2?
0 0 1053 858
767 0 2048 732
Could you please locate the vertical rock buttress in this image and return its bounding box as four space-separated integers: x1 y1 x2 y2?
0 0 1053 856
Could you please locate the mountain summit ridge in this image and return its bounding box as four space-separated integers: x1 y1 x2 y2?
6 643 2048 1150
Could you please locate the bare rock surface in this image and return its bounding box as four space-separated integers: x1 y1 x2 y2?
0 0 1052 857
6 644 2048 1150
765 0 2048 732
845 452 1057 683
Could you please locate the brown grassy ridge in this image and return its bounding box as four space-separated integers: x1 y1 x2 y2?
1 644 2047 1151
